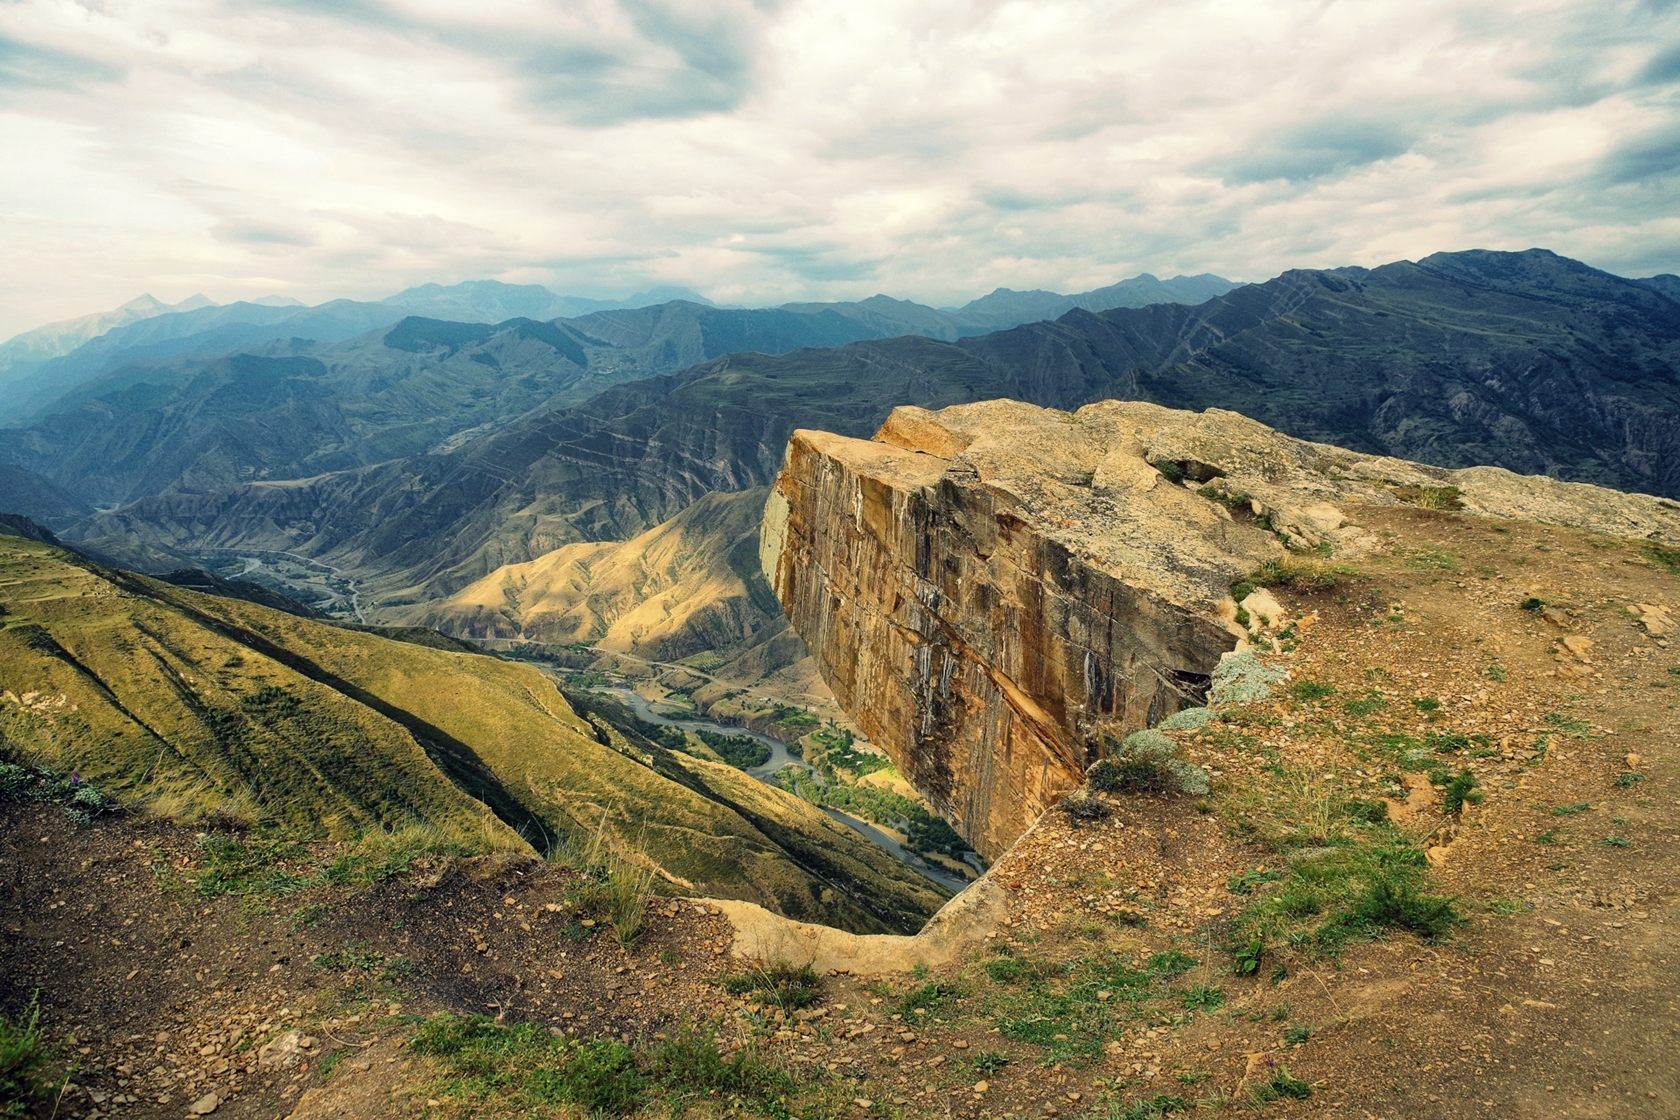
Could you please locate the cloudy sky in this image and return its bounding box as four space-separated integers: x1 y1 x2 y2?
1 0 1678 336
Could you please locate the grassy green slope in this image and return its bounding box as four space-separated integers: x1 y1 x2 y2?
0 533 947 932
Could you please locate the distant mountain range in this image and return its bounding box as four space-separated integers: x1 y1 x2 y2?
0 273 1239 425
6 250 1678 632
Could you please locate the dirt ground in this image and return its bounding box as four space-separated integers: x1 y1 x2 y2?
3 505 1677 1120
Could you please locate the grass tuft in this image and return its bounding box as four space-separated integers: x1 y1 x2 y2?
719 962 822 1010
0 995 63 1116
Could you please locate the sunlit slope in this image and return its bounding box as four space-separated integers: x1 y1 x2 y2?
0 534 942 931
405 489 785 663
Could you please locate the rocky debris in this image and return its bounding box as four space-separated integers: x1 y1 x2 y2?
1632 603 1673 637
258 1030 314 1071
185 1090 220 1114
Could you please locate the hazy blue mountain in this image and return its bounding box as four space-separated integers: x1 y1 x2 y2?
0 301 904 506
64 249 1680 599
0 282 720 425
953 272 1241 327
783 274 1244 340
1638 274 1680 301
0 293 215 383
0 274 1235 425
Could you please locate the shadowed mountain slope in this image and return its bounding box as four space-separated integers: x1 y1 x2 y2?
955 249 1680 497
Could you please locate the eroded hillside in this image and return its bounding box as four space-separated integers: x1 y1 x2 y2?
0 535 948 933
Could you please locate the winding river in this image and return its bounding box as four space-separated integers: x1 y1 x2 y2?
599 688 974 894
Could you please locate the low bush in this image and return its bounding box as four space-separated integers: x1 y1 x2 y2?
1100 731 1209 796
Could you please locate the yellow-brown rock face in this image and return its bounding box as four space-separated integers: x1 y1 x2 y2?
761 402 1267 857
762 399 1680 858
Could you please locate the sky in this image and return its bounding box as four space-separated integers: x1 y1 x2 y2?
2 0 1679 338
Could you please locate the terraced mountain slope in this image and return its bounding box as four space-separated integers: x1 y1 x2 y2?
0 532 947 932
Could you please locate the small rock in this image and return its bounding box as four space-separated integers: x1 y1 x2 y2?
257 1031 305 1071
186 1092 219 1115
853 1098 873 1109
974 1081 989 1093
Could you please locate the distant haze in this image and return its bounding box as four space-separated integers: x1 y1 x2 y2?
1 0 1677 337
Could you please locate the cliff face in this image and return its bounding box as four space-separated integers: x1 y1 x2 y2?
763 399 1680 857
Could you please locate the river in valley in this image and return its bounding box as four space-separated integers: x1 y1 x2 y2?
599 687 974 894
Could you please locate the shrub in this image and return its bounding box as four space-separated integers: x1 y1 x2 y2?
1336 877 1459 941
1256 1068 1312 1101
1441 769 1480 815
0 997 62 1116
1231 937 1264 976
1208 651 1287 706
1182 984 1224 1010
1390 484 1464 511
1061 788 1112 820
1157 707 1217 731
606 858 656 948
1101 731 1209 796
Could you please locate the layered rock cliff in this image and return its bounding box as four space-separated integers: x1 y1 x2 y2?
762 399 1680 857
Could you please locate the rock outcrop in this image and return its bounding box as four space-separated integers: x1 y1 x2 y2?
762 399 1680 857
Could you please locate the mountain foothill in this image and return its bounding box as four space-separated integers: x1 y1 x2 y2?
3 247 1678 928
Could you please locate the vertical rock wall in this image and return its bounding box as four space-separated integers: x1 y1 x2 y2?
761 411 1246 858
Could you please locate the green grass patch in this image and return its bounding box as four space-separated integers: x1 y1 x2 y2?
1227 867 1283 895
1289 679 1336 702
1182 985 1224 1011
1342 691 1388 717
1543 711 1595 738
410 1015 787 1117
719 963 822 1010
896 981 968 1016
1229 845 1458 954
988 952 1156 1063
0 996 64 1117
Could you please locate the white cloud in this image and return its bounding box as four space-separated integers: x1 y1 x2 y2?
1 0 1677 335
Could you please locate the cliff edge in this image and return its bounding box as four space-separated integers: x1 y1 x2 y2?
761 399 1680 857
